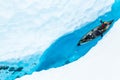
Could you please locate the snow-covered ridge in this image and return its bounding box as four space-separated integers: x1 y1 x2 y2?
0 0 113 60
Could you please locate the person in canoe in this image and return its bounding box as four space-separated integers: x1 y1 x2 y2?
85 20 110 39
77 19 114 46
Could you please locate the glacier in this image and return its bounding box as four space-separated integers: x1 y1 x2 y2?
0 0 120 80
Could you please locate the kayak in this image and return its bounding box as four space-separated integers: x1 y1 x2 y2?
77 20 114 46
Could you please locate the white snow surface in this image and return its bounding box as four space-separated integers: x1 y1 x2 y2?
0 0 114 61
17 19 120 80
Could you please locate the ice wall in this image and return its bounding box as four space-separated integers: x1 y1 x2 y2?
0 0 113 60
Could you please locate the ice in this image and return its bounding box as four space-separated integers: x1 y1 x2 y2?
0 0 116 79
0 0 113 60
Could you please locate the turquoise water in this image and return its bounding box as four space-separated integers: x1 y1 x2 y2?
37 0 120 71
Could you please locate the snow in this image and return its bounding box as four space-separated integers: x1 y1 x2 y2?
17 19 120 80
0 0 113 61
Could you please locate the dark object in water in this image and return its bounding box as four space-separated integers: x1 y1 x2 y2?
77 19 114 46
